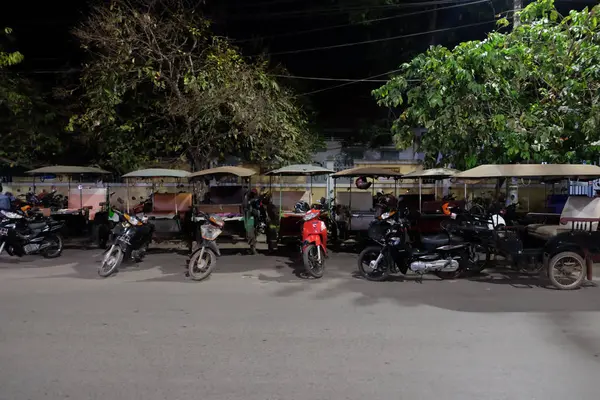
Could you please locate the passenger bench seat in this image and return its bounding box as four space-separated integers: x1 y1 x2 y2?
527 196 600 240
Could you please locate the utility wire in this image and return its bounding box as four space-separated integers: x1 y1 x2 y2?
234 0 490 42
271 74 390 82
226 0 480 20
259 18 498 56
297 69 403 96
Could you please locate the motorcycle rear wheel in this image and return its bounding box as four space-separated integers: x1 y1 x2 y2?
357 246 389 281
188 247 217 281
302 244 325 278
41 233 63 259
98 245 123 277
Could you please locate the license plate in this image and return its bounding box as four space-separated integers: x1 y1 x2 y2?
0 228 8 236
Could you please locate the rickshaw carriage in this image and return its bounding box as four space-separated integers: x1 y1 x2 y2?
25 165 112 247
402 168 465 235
188 166 257 247
455 163 600 290
121 169 193 247
264 164 334 249
330 167 404 240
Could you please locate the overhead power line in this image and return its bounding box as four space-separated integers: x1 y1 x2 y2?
259 19 499 56
297 69 403 96
271 74 390 82
227 0 482 20
234 0 491 43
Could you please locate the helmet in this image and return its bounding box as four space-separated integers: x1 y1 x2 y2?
355 177 372 190
294 201 310 213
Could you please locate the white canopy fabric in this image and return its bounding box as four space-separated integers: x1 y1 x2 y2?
26 166 110 175
403 168 461 179
188 166 257 179
331 166 403 178
455 164 600 180
265 164 334 176
122 168 190 178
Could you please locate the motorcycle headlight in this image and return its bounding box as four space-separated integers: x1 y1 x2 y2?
379 210 396 220
0 210 22 219
201 224 222 241
303 211 319 221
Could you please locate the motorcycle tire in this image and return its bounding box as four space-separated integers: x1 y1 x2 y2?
548 251 586 290
434 269 463 280
188 247 217 281
98 245 123 277
357 246 389 282
41 233 63 259
302 244 325 279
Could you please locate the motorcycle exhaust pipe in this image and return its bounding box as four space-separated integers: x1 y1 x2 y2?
410 259 459 272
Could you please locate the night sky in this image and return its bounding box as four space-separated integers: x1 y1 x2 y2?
2 0 597 133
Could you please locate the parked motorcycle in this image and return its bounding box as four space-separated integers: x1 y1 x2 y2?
0 209 64 258
357 210 470 281
301 207 328 278
187 212 224 281
98 210 154 277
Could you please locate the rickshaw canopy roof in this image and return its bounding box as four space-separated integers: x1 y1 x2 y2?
188 166 257 179
455 164 600 180
332 166 403 178
26 165 110 175
403 168 461 179
265 164 334 176
122 168 190 178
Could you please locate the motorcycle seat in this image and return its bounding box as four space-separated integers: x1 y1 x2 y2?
29 222 47 232
421 233 450 248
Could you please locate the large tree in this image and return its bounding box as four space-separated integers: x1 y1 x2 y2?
373 0 600 169
70 0 317 172
0 28 62 167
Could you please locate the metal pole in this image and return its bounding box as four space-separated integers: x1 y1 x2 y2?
151 182 155 212
126 178 130 214
419 178 422 213
464 182 467 202
79 174 83 210
175 179 178 214
310 175 313 205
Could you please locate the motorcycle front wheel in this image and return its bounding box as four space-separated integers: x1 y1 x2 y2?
188 247 217 281
41 233 63 259
98 245 123 277
357 246 390 281
302 244 325 278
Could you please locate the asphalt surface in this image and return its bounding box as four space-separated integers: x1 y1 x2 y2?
1 247 599 400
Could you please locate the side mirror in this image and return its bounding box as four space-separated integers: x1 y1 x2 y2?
132 197 136 201
110 192 116 197
117 197 124 204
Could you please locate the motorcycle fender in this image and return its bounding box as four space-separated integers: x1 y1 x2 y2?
302 235 326 254
203 240 221 257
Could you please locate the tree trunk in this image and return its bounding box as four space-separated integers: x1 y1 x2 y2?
513 0 522 29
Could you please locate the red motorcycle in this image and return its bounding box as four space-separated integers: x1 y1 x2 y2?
301 208 328 278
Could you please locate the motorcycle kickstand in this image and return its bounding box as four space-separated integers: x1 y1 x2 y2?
415 272 424 284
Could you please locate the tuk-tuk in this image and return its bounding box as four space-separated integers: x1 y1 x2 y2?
455 163 600 290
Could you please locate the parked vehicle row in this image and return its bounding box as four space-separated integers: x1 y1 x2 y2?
2 163 599 290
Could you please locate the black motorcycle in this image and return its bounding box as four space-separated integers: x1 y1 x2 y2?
357 210 471 281
98 210 154 277
0 209 64 258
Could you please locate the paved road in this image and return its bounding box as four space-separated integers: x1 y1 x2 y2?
1 248 599 400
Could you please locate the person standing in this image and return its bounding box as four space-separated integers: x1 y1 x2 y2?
0 184 12 211
243 188 259 255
